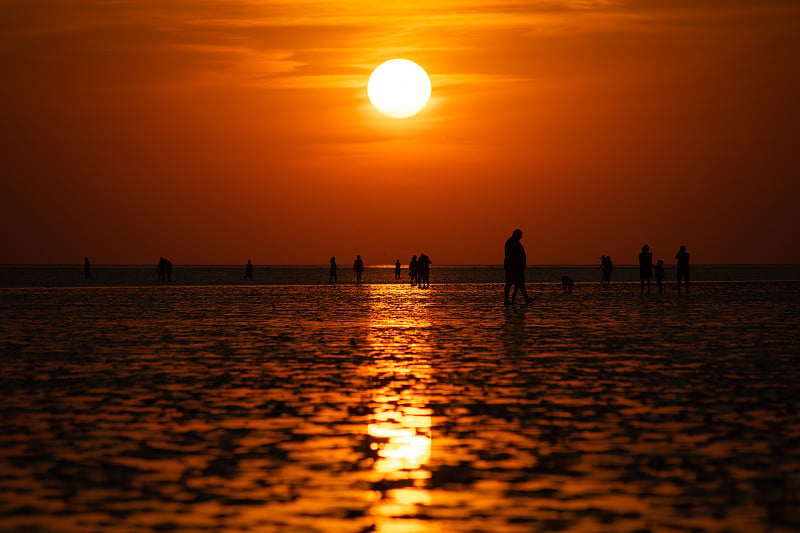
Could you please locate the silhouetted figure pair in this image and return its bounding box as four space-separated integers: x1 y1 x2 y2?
416 254 432 288
676 245 690 292
395 259 401 280
600 255 613 284
409 255 418 286
329 257 338 283
639 245 653 293
353 255 364 283
504 229 532 305
157 257 173 282
84 257 92 280
245 259 254 280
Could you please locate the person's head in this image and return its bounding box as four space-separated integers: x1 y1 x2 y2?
331 256 335 261
84 257 88 261
512 228 523 240
642 244 649 252
680 245 686 252
357 255 361 259
657 259 663 266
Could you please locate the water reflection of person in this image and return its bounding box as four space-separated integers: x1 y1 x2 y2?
83 257 92 280
638 245 653 294
675 245 690 292
353 255 364 283
329 256 337 283
504 229 532 305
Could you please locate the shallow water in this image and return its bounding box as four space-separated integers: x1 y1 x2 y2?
1 282 799 532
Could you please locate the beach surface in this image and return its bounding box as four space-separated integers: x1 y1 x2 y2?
1 282 799 532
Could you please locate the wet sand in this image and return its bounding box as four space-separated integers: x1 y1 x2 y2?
1 282 799 532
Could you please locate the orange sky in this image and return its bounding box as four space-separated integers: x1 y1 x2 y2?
2 0 799 265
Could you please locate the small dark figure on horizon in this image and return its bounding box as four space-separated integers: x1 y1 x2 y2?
639 245 653 293
417 254 432 288
601 255 613 284
84 257 92 280
245 259 254 280
409 255 418 286
504 229 532 305
157 257 166 282
353 255 364 283
395 259 401 280
561 276 574 292
654 259 665 293
164 258 173 282
329 257 338 283
676 245 690 292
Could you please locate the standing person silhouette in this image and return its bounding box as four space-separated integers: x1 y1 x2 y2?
654 259 665 293
157 257 166 282
409 255 418 286
245 259 254 280
329 257 338 283
675 245 691 292
639 244 653 293
353 255 364 283
601 255 613 284
417 253 432 288
84 257 92 280
504 229 532 305
394 259 401 280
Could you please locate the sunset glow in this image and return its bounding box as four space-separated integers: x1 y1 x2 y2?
1 1 798 264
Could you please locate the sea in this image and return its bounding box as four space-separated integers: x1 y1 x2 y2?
1 265 799 532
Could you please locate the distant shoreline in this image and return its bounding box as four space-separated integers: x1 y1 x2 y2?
2 264 799 288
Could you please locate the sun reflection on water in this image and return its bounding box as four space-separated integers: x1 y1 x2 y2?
363 285 436 532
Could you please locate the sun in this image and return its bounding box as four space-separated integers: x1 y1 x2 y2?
368 59 431 119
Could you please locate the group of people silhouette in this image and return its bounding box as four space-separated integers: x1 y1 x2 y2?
325 254 432 286
638 244 691 293
409 254 432 288
82 234 690 294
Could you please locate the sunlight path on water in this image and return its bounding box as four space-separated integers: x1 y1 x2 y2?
0 282 799 532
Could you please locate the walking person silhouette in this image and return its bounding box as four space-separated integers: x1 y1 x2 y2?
504 229 532 305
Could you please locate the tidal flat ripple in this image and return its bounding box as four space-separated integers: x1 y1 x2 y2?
1 282 799 532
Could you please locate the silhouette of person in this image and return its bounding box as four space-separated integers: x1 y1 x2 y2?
395 259 401 280
84 257 92 280
601 255 613 284
409 255 418 286
639 245 653 293
245 259 254 280
157 257 166 282
417 253 432 288
504 229 532 305
654 259 665 293
353 255 364 283
165 258 173 282
329 257 338 283
676 245 690 292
